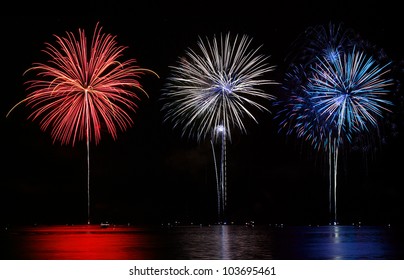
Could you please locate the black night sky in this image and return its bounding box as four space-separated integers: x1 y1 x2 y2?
1 2 404 226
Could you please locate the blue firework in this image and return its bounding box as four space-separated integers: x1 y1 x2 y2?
307 48 394 143
277 22 394 225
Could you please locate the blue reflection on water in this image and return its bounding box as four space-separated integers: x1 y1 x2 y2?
269 225 404 260
297 226 393 259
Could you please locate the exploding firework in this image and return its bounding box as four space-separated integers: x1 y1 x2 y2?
161 32 277 221
277 23 394 224
7 22 158 224
307 48 393 141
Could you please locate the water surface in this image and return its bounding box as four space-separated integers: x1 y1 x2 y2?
1 224 403 260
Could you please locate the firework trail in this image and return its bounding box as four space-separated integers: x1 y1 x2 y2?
277 22 393 224
7 22 158 224
161 32 277 222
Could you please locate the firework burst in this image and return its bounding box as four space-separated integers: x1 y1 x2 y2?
7 22 158 224
307 48 394 141
161 32 277 221
277 23 394 224
161 32 277 143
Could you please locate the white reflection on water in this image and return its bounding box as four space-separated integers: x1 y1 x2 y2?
220 225 230 259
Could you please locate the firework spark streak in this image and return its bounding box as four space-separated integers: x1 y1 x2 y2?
161 32 277 221
7 22 158 224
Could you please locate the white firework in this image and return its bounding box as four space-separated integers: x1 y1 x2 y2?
161 32 277 143
161 32 277 222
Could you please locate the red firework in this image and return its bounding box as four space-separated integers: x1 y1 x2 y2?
8 22 157 146
8 22 158 224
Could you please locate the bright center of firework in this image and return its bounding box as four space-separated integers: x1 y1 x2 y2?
221 84 233 94
213 78 234 95
325 48 340 62
334 93 349 105
216 125 225 133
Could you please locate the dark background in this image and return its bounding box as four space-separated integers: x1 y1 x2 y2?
1 1 404 226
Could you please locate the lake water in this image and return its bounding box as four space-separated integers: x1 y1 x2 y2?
1 224 403 260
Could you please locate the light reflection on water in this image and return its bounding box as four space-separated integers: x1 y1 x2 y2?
1 225 403 260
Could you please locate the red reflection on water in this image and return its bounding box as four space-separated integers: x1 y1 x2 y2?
7 225 154 260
